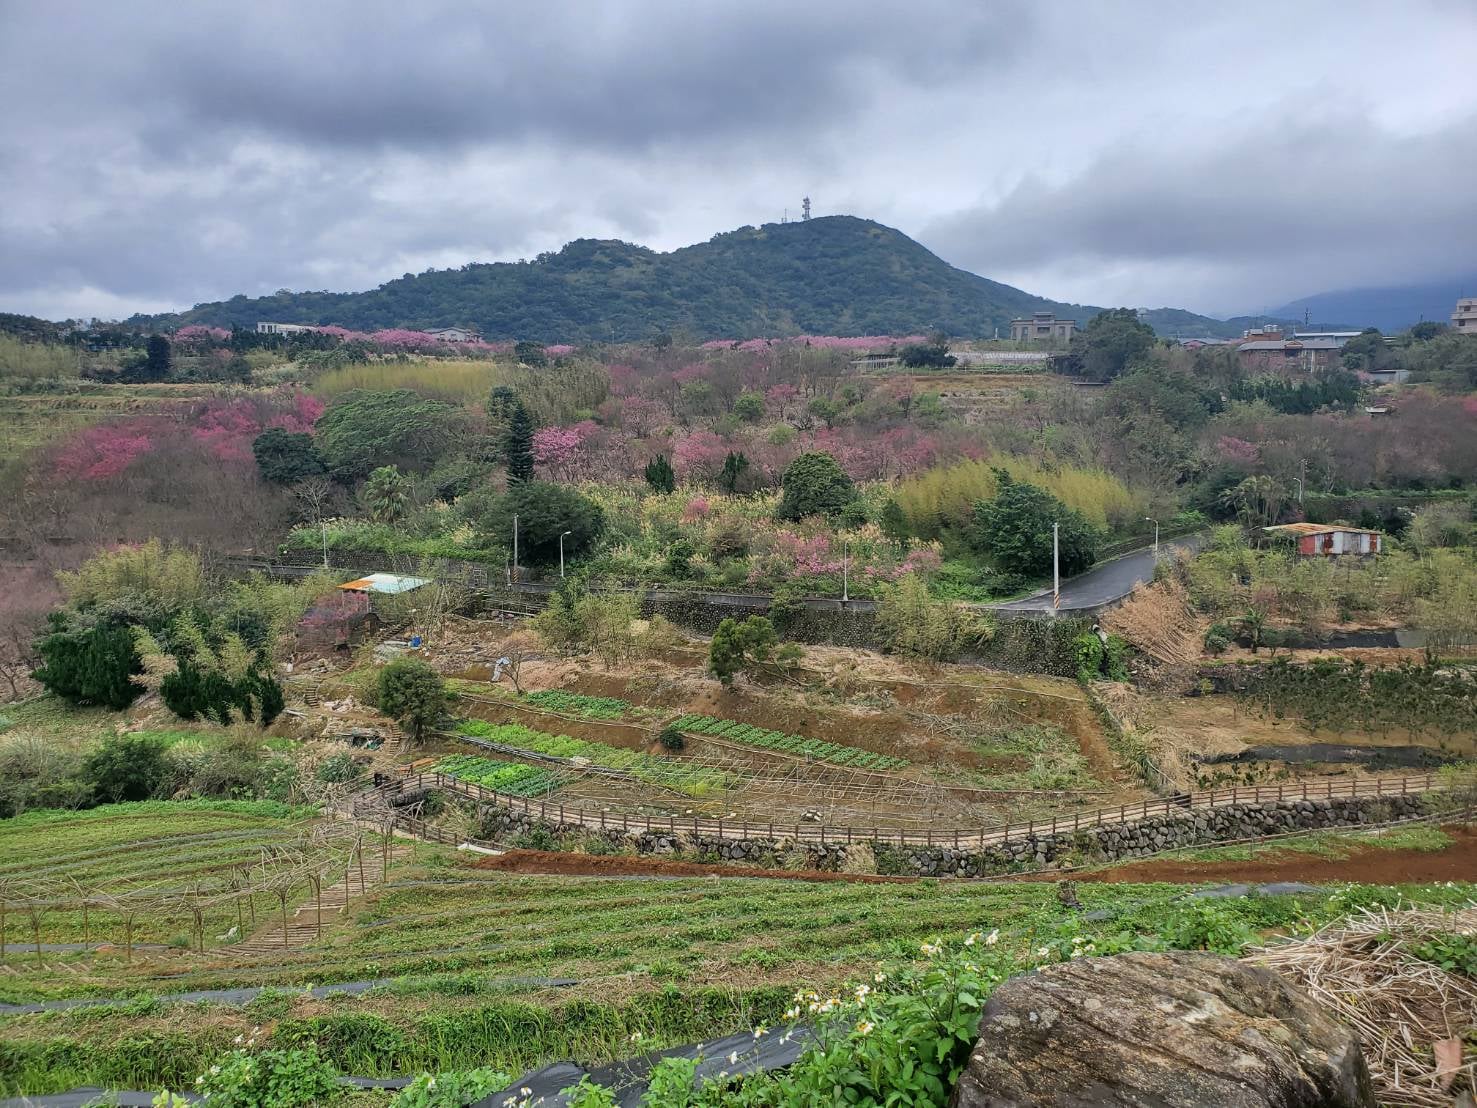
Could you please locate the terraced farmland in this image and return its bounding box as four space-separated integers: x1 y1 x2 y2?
0 800 344 948
455 720 727 797
670 713 909 769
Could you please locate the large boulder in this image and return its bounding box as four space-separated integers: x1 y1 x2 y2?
951 951 1373 1108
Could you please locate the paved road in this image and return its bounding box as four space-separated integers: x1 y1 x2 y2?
992 534 1204 615
231 534 1203 620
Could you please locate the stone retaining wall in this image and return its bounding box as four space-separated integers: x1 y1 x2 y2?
473 793 1431 877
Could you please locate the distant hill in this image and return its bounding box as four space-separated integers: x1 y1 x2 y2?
1269 275 1476 334
124 215 1271 344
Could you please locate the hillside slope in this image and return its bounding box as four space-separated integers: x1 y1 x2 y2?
136 216 1265 342
1270 274 1476 334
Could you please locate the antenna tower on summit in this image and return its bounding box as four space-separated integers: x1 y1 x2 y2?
801 196 811 220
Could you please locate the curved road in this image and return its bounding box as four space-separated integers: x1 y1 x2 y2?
991 534 1204 615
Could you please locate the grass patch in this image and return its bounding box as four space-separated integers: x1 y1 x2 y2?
1143 824 1453 864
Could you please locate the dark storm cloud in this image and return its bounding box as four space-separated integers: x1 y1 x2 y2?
7 1 1031 153
1 0 1474 319
921 112 1477 309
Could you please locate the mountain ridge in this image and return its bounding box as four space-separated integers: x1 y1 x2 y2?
127 215 1298 342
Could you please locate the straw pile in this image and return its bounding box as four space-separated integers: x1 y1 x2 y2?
1247 905 1477 1107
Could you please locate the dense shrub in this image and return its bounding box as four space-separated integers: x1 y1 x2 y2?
32 611 145 709
775 452 858 521
707 615 777 686
83 732 173 804
970 472 1100 578
378 658 448 741
251 428 326 485
472 481 605 566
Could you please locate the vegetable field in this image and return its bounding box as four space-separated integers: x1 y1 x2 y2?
433 755 562 798
669 713 909 770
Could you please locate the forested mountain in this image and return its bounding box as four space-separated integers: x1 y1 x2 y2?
1270 275 1476 334
130 216 1271 342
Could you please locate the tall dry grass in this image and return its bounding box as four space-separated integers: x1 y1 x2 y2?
0 335 82 380
895 457 1139 534
312 360 508 403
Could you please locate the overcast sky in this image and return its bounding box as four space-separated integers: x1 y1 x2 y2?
2 0 1474 322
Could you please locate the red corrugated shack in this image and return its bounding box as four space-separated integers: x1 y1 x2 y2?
1263 522 1382 557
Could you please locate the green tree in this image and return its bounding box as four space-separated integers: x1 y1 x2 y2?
475 481 604 565
362 465 411 523
504 400 536 483
1218 474 1286 530
514 340 548 367
84 732 174 804
707 615 777 686
377 658 447 742
252 428 326 485
1341 328 1398 372
144 333 172 381
879 499 912 546
315 389 459 482
733 392 765 423
718 451 750 494
898 339 955 368
970 472 1100 577
776 451 858 522
806 396 841 429
1070 308 1156 382
32 611 144 709
644 454 676 493
486 384 520 439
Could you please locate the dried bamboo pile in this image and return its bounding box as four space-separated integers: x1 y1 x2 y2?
1101 577 1201 669
1247 905 1477 1107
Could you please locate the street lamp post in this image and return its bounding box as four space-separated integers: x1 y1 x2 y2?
1144 516 1159 557
512 514 519 584
320 520 329 569
1052 522 1060 611
1292 477 1304 504
841 539 850 603
559 531 572 579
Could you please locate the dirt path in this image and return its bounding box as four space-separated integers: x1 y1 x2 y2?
1061 826 1477 886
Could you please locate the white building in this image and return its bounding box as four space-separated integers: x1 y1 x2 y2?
255 322 316 335
424 327 482 343
1452 298 1477 335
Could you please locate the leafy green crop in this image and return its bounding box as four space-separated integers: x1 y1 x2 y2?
454 720 727 797
667 714 907 770
433 756 560 798
523 690 632 720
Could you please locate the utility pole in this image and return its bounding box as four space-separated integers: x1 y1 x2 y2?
559 530 571 579
1052 523 1060 612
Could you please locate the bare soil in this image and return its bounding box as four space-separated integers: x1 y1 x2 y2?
1065 825 1477 886
473 849 915 882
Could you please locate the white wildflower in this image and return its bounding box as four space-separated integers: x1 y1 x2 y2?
857 1020 875 1036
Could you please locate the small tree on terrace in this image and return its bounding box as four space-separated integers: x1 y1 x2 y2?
776 451 858 522
377 657 446 742
644 454 676 494
708 615 778 686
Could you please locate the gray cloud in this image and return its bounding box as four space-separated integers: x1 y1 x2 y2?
1 0 1474 320
923 113 1477 310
